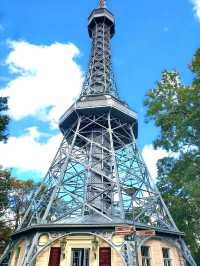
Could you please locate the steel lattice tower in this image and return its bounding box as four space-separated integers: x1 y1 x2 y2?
0 1 196 266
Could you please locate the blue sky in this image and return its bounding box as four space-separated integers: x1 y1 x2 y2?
0 0 199 180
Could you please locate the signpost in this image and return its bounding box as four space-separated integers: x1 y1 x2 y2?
124 235 135 241
115 225 136 236
116 227 155 266
115 226 156 237
123 229 156 240
136 230 156 236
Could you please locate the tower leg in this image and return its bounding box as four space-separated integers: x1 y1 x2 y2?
179 239 197 266
22 233 39 266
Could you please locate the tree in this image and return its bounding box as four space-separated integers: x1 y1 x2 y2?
0 96 10 218
8 178 39 230
0 176 39 255
0 97 9 142
0 96 10 254
0 168 12 255
0 168 10 218
144 49 200 263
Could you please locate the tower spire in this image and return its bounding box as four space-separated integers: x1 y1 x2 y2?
80 1 118 98
99 0 106 8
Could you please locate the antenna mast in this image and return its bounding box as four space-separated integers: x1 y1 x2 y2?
99 0 106 8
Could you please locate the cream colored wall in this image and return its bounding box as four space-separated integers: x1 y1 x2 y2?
63 236 96 266
9 235 186 266
138 238 185 266
9 239 26 266
35 246 50 266
110 236 125 266
33 235 124 266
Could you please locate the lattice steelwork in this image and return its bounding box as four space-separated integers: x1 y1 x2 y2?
81 8 119 98
0 2 196 266
17 111 178 230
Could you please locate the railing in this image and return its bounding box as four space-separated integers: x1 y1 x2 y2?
59 97 137 125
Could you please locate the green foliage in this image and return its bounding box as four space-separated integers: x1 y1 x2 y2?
144 70 200 152
0 94 10 254
0 97 9 142
0 168 11 216
0 167 11 254
144 49 200 263
8 178 39 229
157 156 200 261
0 176 39 254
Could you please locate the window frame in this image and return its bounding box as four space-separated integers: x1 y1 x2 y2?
162 247 172 266
71 248 90 266
141 245 151 266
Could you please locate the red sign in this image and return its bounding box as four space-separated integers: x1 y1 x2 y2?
115 225 136 236
136 230 156 236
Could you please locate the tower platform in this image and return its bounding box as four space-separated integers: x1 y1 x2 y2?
59 95 138 139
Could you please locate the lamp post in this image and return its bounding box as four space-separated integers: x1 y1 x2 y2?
60 239 67 259
92 236 98 259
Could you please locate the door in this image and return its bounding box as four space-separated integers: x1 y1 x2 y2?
99 247 111 266
48 247 61 266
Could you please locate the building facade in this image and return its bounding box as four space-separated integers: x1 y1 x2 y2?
9 232 186 266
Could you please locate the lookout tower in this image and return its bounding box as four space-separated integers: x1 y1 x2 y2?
0 1 196 266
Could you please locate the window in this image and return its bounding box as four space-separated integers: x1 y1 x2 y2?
162 248 171 266
71 248 89 266
141 246 151 266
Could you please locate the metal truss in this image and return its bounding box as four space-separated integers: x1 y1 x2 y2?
17 112 178 231
81 12 119 98
1 110 193 265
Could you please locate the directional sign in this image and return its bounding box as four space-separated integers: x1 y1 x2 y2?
115 225 136 236
124 235 135 241
136 230 156 236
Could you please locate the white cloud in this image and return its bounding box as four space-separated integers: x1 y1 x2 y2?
0 40 84 175
0 40 170 180
0 41 84 128
0 127 62 175
142 144 169 178
191 0 200 21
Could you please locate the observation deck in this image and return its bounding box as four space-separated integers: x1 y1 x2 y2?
59 95 138 138
88 8 115 38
